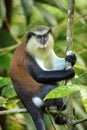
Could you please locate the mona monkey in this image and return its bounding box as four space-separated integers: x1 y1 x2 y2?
10 25 76 130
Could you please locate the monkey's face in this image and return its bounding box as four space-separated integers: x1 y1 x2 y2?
26 26 54 57
34 33 49 49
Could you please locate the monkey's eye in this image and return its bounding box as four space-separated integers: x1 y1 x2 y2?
35 35 42 44
43 34 48 38
36 35 42 39
43 34 48 41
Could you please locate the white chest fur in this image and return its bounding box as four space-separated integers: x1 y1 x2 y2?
35 50 65 71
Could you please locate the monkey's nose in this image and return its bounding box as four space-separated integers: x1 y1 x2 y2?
40 37 46 45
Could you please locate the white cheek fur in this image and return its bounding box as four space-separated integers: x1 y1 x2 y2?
32 96 44 107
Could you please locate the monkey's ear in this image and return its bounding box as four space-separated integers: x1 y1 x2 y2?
27 32 34 39
26 32 35 43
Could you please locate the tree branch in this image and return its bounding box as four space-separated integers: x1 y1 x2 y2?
65 0 75 130
66 0 74 52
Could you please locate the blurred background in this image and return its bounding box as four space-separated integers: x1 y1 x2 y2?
0 0 87 130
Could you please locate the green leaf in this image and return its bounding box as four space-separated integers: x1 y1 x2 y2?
44 84 81 100
2 85 17 98
7 99 19 109
80 85 87 112
0 53 12 70
0 96 7 107
0 29 17 47
0 77 11 88
20 0 33 24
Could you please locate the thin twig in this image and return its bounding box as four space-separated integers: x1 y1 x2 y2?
0 44 19 56
0 108 27 115
73 118 87 126
45 107 56 130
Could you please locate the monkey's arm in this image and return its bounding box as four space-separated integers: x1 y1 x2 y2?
27 58 75 84
34 68 75 83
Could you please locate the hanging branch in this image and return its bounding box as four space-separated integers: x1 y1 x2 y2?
65 0 75 130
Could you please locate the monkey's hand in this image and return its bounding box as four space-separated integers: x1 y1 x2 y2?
65 53 76 66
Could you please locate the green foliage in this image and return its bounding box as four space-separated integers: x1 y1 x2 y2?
80 88 87 112
0 29 17 47
2 85 17 98
0 77 17 109
0 53 12 70
44 84 80 99
0 77 11 88
7 114 24 130
0 96 7 107
44 84 87 112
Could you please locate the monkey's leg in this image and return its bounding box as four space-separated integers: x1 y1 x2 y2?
39 84 64 108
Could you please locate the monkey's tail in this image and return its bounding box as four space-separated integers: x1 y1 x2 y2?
15 89 45 130
23 99 45 130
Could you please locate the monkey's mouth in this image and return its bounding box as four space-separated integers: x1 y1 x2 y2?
39 44 47 49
